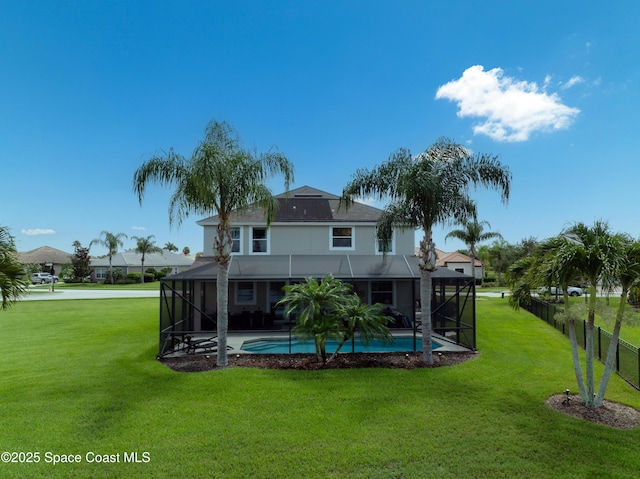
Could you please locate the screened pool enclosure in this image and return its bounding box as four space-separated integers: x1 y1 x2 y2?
157 255 476 358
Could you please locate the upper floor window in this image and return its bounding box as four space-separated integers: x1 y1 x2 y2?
231 227 241 254
331 226 354 250
251 227 269 254
376 233 395 255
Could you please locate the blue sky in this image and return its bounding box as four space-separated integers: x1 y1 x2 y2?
2 1 639 257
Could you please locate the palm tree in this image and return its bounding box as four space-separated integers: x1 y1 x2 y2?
278 274 351 364
594 238 640 407
90 231 128 284
133 119 294 366
327 293 393 364
508 221 632 409
341 138 511 365
164 242 178 253
507 236 587 401
445 216 502 284
132 235 162 283
0 226 28 310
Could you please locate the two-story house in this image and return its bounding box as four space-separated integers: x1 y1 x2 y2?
158 186 475 357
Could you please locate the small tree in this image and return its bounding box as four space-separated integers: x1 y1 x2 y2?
71 241 92 283
278 274 392 365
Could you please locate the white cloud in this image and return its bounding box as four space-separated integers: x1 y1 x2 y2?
21 228 55 236
435 65 580 142
131 226 146 231
562 75 584 89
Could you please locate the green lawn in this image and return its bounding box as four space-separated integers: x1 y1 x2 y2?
0 297 639 478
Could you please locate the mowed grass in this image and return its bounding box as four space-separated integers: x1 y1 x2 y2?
0 298 639 478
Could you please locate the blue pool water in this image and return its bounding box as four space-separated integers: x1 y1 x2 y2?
240 337 442 354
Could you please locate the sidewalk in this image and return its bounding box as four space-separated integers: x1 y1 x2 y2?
23 287 160 301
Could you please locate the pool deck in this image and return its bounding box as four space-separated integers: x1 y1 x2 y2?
165 330 471 357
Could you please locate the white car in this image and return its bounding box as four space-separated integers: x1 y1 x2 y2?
538 286 583 297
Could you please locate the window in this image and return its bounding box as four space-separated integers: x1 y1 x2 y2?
251 227 269 254
455 268 464 274
236 282 256 304
331 227 354 249
376 234 394 254
95 268 107 280
231 227 241 254
371 281 393 306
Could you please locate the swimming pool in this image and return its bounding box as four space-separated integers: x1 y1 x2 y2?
240 336 442 354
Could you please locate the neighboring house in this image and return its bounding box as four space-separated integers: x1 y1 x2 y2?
90 250 194 281
159 186 476 356
435 249 484 278
17 246 72 276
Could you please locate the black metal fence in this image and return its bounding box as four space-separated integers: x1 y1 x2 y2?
521 297 640 390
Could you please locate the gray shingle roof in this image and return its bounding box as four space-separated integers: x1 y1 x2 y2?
197 185 382 225
90 250 194 268
18 246 72 264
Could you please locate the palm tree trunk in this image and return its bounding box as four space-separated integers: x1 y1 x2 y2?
109 255 113 284
140 255 145 284
585 285 598 407
216 263 229 367
470 245 476 284
214 222 233 367
418 233 437 365
567 318 588 403
594 288 628 408
563 289 587 403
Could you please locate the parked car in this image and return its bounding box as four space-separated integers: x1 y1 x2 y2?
30 273 59 284
31 272 52 284
538 286 583 297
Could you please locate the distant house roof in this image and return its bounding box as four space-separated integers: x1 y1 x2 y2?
436 250 482 267
197 185 382 225
413 248 482 267
18 246 72 265
90 250 194 268
168 254 471 281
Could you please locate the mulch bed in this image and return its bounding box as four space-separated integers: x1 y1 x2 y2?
160 351 478 372
546 394 640 429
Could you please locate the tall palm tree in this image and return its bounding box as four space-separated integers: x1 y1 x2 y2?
90 231 128 284
445 216 502 284
132 235 162 283
341 138 511 365
133 119 294 366
0 226 28 310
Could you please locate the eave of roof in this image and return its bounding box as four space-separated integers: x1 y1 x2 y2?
164 255 472 281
